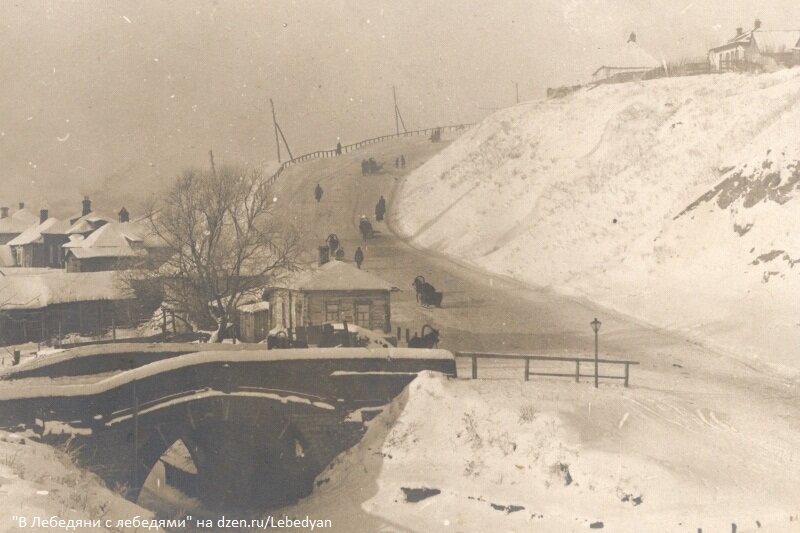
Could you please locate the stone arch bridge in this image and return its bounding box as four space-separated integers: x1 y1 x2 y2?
0 344 455 509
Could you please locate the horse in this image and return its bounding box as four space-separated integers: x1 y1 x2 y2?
408 324 440 348
412 276 443 308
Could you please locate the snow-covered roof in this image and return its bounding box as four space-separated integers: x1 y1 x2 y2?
0 270 133 310
39 218 73 236
65 212 113 235
593 37 660 76
272 261 397 292
238 301 270 313
0 207 37 235
709 29 755 52
63 223 142 259
63 221 166 259
7 218 62 246
752 30 800 54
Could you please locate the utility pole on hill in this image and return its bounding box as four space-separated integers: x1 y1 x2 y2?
393 86 408 135
270 98 281 163
270 98 294 163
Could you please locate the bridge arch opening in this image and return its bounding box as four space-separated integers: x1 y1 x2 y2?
138 438 203 515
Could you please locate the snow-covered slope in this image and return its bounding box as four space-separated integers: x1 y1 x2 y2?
394 70 800 375
0 431 163 532
276 372 796 532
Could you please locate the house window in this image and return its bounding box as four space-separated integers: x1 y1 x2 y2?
355 303 371 329
324 302 340 323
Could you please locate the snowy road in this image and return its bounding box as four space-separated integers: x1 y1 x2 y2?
273 135 800 531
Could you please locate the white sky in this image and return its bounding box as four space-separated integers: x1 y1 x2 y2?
0 0 798 212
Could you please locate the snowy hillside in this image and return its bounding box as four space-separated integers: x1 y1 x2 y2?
394 70 800 375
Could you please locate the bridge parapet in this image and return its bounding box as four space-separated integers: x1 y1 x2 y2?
0 346 454 509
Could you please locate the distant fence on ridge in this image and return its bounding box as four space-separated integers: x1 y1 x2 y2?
268 123 475 183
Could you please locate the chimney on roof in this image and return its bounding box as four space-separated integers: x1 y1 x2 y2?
736 27 744 36
754 18 762 30
82 196 91 216
118 207 130 223
628 32 637 43
0 207 8 219
39 208 49 224
18 202 24 210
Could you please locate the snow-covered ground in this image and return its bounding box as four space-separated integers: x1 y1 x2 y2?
0 431 164 532
275 372 799 533
393 70 800 376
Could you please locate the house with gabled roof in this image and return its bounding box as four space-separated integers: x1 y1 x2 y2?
264 259 398 342
709 20 800 70
7 209 65 268
0 203 38 244
63 220 166 272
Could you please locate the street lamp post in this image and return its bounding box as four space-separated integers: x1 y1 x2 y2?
591 318 602 388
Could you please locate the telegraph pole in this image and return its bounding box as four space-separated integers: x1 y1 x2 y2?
270 98 281 163
392 86 407 134
269 98 294 162
393 86 399 135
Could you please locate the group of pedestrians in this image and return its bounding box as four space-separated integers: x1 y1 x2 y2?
361 158 380 176
394 155 406 169
314 159 391 270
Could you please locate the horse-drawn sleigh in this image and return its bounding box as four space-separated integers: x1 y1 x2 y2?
407 324 440 348
413 276 443 308
359 217 374 241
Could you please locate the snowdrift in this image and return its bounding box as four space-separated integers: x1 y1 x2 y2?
277 372 792 532
394 70 800 374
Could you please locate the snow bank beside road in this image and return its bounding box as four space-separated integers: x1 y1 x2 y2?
276 372 792 532
394 70 800 374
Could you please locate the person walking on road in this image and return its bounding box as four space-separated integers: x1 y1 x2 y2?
336 141 342 156
375 195 386 221
354 246 364 269
400 155 406 168
314 183 323 202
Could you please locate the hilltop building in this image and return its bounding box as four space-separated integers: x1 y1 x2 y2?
709 20 800 71
592 32 660 83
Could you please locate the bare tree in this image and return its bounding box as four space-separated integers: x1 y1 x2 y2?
131 161 301 342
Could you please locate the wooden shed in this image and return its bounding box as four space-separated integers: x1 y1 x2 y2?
265 261 397 345
236 301 271 343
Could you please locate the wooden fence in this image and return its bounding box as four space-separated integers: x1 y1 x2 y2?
268 123 475 183
455 352 640 387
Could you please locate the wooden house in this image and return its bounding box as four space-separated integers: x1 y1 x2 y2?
7 211 64 268
265 260 397 344
63 220 166 273
0 270 141 346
